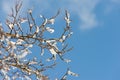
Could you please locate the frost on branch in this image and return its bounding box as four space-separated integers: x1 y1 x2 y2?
61 68 79 80
0 1 78 80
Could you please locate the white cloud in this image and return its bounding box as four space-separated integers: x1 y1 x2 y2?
2 0 14 15
68 0 99 30
79 12 98 30
1 0 32 15
104 0 120 15
111 0 120 3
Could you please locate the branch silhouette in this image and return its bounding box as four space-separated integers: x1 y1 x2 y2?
0 1 78 80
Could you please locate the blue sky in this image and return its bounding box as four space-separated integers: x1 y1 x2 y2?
0 0 120 80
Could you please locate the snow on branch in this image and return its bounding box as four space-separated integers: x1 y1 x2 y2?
0 1 78 80
61 68 79 80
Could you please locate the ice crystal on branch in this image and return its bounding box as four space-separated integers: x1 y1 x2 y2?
0 1 78 80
